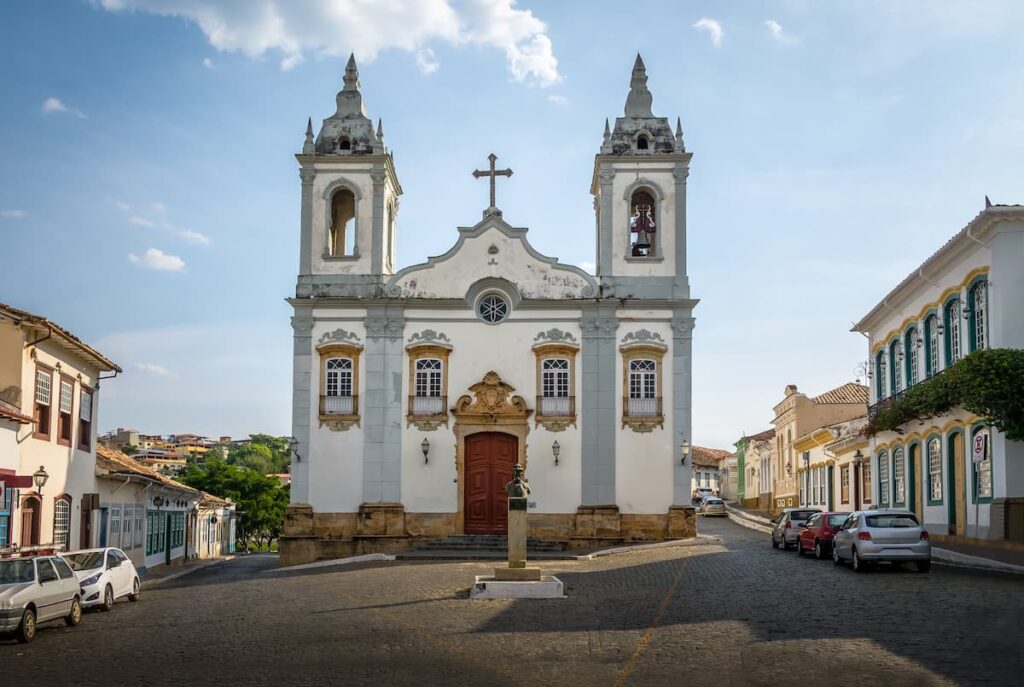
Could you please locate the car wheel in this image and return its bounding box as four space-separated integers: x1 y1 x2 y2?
129 577 141 602
796 539 804 556
916 560 931 573
832 544 843 566
853 548 868 573
814 540 824 560
65 598 82 627
102 584 114 612
15 608 36 643
771 534 779 549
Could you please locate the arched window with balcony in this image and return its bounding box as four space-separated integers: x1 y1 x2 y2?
889 340 902 395
969 279 988 353
875 350 887 400
924 314 939 378
904 327 919 388
944 297 962 367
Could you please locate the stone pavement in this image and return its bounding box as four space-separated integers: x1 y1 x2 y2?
2 521 1021 686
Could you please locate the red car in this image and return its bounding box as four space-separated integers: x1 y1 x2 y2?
796 512 849 559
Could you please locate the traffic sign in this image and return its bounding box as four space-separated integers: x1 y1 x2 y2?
972 432 987 464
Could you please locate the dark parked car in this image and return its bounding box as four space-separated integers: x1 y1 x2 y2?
771 508 821 550
796 512 849 559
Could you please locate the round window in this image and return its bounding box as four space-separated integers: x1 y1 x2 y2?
477 294 509 324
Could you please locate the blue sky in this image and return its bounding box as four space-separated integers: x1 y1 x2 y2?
1 1 1021 446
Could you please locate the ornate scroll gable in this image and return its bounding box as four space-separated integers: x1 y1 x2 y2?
533 328 578 345
453 371 532 423
407 329 452 348
317 328 362 346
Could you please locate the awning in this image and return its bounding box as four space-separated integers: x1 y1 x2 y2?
0 476 35 489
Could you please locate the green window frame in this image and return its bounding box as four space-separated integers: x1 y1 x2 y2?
888 340 902 395
924 313 938 378
877 450 890 507
944 296 962 368
971 425 993 504
926 435 943 505
875 350 886 400
904 327 919 387
892 446 906 506
967 277 988 354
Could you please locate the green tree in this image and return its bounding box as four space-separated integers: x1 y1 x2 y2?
227 434 291 474
121 445 138 456
180 459 289 552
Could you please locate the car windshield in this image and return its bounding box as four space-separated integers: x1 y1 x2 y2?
866 514 920 528
706 499 722 505
827 515 848 526
64 552 105 571
0 560 36 584
790 510 818 521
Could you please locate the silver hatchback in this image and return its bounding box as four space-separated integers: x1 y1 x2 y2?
0 556 83 642
832 510 931 573
771 508 821 549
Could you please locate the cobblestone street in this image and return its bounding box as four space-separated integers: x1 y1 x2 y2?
4 517 1022 687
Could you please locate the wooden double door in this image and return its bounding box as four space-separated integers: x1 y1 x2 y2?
464 432 518 535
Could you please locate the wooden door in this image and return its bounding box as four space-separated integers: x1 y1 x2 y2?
21 496 40 546
911 446 923 521
464 433 518 535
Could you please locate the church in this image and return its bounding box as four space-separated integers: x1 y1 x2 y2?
281 54 699 565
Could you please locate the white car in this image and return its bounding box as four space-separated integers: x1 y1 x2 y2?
63 548 141 610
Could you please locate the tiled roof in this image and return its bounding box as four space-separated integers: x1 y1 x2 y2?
96 446 198 494
691 446 732 467
746 428 776 442
813 382 869 405
0 399 33 424
0 302 121 372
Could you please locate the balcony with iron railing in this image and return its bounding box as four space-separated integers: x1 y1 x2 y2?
536 395 575 418
868 368 946 420
409 395 447 416
623 397 662 418
320 394 357 416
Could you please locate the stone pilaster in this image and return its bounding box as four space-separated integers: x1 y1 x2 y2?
580 306 619 504
364 305 405 502
671 312 695 506
673 161 690 296
597 163 615 278
290 312 314 504
298 165 315 276
370 164 386 275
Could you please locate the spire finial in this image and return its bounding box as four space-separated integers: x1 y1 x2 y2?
376 118 384 140
303 117 315 154
343 52 360 92
624 54 654 118
675 116 684 149
603 118 611 142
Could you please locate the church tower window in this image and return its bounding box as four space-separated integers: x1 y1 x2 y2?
329 188 357 257
338 137 351 151
629 189 657 257
636 135 649 150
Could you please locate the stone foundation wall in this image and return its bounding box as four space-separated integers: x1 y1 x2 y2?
279 502 699 566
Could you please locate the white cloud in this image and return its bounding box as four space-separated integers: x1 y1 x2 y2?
415 48 439 75
97 0 561 86
151 201 166 212
765 19 796 44
132 362 171 377
577 260 595 274
115 201 131 213
128 248 185 271
179 229 212 245
693 18 723 47
128 215 156 228
202 57 214 69
547 94 568 106
1 210 27 219
41 97 86 118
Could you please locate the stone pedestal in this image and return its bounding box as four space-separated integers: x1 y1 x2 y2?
507 495 528 567
668 505 697 539
470 575 565 599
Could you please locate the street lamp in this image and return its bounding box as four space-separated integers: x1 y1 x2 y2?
679 440 691 466
552 440 560 466
153 495 166 509
421 437 430 464
32 465 49 496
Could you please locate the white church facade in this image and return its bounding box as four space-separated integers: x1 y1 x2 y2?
282 55 699 565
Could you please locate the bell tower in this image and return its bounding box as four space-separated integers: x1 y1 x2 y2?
590 55 691 299
296 54 402 291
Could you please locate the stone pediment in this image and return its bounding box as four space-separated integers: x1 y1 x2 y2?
453 371 531 421
385 215 597 301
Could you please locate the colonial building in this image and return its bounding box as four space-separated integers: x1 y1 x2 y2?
283 55 699 564
0 302 120 551
734 429 774 511
853 202 1024 542
770 383 868 514
794 416 867 513
690 446 730 497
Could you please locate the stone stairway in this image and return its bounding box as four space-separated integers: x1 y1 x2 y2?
394 534 575 560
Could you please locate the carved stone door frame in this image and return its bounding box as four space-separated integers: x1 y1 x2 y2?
452 371 532 534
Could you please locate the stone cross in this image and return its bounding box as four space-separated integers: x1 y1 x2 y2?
472 153 513 213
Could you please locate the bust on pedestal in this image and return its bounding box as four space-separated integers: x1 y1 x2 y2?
470 464 565 599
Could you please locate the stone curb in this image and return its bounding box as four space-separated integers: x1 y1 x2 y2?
268 552 396 573
932 547 1024 575
576 534 720 560
143 556 235 588
725 504 774 534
